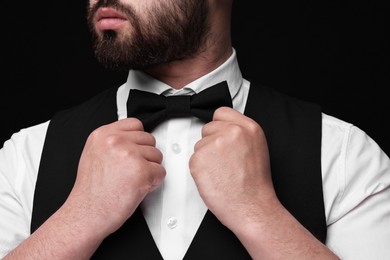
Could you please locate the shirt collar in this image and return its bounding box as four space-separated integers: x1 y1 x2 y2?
124 48 243 100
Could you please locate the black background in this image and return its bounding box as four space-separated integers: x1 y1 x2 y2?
1 1 389 155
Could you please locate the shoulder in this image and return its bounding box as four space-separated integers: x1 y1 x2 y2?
321 111 390 216
321 113 353 146
321 112 388 160
246 82 322 125
248 82 320 108
1 120 50 157
246 82 322 130
51 86 119 122
0 120 49 189
43 86 120 143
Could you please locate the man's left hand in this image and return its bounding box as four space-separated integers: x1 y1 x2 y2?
189 106 278 233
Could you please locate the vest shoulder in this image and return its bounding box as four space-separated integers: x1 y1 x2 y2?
246 82 322 119
51 86 118 122
255 83 320 108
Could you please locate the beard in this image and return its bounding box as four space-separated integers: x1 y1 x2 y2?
86 0 210 71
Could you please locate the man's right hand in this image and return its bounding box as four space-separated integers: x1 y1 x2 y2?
67 117 166 237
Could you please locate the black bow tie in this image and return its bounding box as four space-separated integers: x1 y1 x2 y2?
127 81 233 132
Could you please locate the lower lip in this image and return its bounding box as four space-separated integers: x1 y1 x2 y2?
96 18 127 30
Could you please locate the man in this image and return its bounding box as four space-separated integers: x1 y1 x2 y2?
0 0 389 259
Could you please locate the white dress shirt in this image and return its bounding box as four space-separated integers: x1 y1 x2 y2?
1 49 390 260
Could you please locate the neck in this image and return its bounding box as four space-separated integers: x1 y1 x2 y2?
145 45 232 90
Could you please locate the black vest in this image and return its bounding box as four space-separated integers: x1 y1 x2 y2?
31 83 326 259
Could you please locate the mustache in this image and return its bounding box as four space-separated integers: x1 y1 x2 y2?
88 0 136 21
94 0 119 8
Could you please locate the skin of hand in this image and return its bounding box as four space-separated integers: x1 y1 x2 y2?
190 106 275 232
189 107 339 259
68 117 166 236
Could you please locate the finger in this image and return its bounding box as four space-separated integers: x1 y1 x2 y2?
139 145 163 164
201 120 229 137
213 107 255 127
212 107 242 121
128 131 157 146
213 106 259 130
114 118 156 146
193 134 215 151
116 117 144 131
145 162 166 190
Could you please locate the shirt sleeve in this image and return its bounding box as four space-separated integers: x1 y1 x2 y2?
322 115 390 259
0 121 49 257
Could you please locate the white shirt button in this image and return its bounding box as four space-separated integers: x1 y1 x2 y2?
167 217 178 229
171 143 181 154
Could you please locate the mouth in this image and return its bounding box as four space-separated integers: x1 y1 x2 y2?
95 7 128 31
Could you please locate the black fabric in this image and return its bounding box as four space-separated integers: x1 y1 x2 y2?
127 81 233 132
31 82 326 259
30 86 119 233
244 84 326 241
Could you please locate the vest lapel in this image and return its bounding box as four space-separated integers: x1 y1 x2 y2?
93 207 163 259
183 210 251 259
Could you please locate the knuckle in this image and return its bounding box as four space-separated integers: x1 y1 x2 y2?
144 166 165 192
89 126 105 141
148 134 157 146
247 120 261 134
189 153 199 171
193 140 201 151
156 149 164 163
104 134 123 148
189 150 207 174
216 106 229 114
153 169 166 186
228 124 244 138
201 124 209 137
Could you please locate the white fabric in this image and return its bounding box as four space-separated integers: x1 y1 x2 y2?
1 49 390 259
118 50 247 259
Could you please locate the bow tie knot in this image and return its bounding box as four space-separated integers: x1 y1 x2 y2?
127 81 233 132
165 95 192 118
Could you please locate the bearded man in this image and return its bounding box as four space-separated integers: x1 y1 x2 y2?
1 1 389 259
